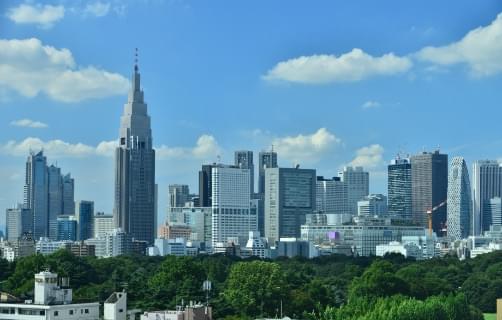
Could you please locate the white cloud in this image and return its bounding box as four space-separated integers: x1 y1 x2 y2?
416 13 502 77
349 144 385 169
0 38 129 102
264 48 412 84
7 4 64 28
361 100 381 109
1 137 117 158
272 128 340 164
84 2 111 17
10 119 48 128
156 134 221 161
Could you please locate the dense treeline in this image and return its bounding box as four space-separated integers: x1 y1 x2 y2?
0 251 501 319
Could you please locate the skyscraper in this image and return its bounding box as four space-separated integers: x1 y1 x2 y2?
62 173 75 216
199 164 215 207
472 160 502 235
411 150 448 233
211 165 256 246
447 157 472 240
168 184 190 208
316 176 348 215
114 57 156 244
388 157 412 219
340 166 369 216
264 167 316 244
47 164 63 240
258 151 278 194
76 200 94 241
24 151 48 239
5 205 33 242
487 197 502 227
235 150 254 194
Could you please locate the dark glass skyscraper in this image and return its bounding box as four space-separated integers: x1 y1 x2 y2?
198 164 215 207
258 151 278 194
114 59 156 244
411 150 448 233
388 157 412 219
24 151 48 239
235 150 254 194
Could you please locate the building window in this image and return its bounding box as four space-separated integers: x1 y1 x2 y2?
54 311 59 316
69 310 74 315
85 309 89 314
119 309 124 313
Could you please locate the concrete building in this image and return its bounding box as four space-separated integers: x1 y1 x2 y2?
168 207 212 245
235 150 254 194
150 238 187 256
211 165 256 246
114 60 156 244
24 151 49 239
244 231 268 258
357 194 388 216
276 238 318 259
447 157 472 240
64 242 95 257
36 238 69 255
316 176 348 215
104 291 127 320
0 270 99 320
158 223 192 240
411 150 448 233
472 160 502 235
5 205 32 242
94 213 114 238
168 184 190 208
339 167 369 216
141 304 212 320
265 167 316 244
388 157 412 219
257 151 278 236
76 201 94 241
301 216 427 256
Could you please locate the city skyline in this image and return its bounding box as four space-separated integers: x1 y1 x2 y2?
2 1 502 228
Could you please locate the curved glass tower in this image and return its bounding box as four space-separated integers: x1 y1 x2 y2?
447 157 472 240
113 59 156 244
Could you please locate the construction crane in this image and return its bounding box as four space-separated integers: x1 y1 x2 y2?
426 200 447 236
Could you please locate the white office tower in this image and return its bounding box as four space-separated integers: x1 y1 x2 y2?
357 194 388 216
340 166 369 216
211 165 256 247
94 213 115 238
447 157 472 240
472 160 502 235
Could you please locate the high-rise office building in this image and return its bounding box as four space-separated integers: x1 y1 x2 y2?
357 194 388 216
340 166 369 216
94 212 114 238
316 176 348 215
76 201 94 241
411 150 448 233
199 164 216 207
388 157 412 219
472 160 502 235
47 164 63 240
168 184 190 208
235 151 254 194
211 165 256 246
62 173 75 216
24 151 49 239
57 215 77 241
5 205 33 242
447 157 472 240
114 59 156 244
264 167 316 244
487 197 502 227
258 151 278 194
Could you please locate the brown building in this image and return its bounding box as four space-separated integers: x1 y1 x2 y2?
158 223 192 240
65 241 95 257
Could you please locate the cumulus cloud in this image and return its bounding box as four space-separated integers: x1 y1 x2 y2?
6 4 64 28
361 100 381 109
84 2 111 17
416 13 502 77
156 135 221 161
10 119 48 128
0 38 129 102
264 48 412 84
0 137 113 158
349 144 385 169
272 128 340 164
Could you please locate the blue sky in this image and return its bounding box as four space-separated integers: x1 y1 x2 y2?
1 0 502 231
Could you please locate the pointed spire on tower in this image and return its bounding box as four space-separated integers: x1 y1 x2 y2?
134 47 139 73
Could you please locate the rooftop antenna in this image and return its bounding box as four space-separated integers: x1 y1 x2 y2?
271 144 274 152
134 48 139 72
217 155 221 164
